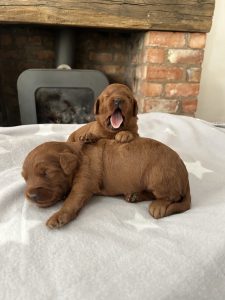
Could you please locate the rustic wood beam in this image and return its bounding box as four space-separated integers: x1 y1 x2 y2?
0 0 215 33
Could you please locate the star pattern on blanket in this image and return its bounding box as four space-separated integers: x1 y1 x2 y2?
185 160 213 179
124 212 159 231
164 127 176 136
35 124 54 136
0 215 41 245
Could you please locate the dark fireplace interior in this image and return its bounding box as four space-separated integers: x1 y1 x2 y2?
35 87 95 124
0 25 140 126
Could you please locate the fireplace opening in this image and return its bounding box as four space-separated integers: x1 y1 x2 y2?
33 29 98 125
17 28 109 125
0 23 205 126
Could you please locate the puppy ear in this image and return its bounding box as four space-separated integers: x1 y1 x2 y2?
133 99 138 116
59 152 78 175
93 98 100 115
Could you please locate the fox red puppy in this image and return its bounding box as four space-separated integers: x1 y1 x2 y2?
67 83 139 143
22 138 191 229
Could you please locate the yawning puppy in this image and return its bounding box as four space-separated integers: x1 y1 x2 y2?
67 83 139 143
22 139 191 229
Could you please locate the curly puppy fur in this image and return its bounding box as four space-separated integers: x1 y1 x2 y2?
22 138 191 229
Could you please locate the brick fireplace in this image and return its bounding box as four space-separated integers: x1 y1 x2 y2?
0 1 214 126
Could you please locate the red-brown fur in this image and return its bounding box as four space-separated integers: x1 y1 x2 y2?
22 138 191 229
67 83 139 143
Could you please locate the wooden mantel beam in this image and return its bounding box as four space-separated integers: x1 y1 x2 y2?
0 0 215 33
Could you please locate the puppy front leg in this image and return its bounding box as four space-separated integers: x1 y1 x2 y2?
46 185 92 229
115 131 138 143
79 133 100 144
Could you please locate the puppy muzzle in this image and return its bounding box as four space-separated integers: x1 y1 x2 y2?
25 187 58 207
113 98 122 109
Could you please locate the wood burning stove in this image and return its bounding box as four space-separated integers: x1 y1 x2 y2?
17 29 109 125
17 68 108 124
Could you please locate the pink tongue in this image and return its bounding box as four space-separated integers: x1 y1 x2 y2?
110 111 123 129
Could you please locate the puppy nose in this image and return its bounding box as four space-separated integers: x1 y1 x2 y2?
113 99 121 107
27 192 39 201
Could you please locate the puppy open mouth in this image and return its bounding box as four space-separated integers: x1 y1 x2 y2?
108 108 124 130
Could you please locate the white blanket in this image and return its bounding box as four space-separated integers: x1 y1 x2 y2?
0 112 225 300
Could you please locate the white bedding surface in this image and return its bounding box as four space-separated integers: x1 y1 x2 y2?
0 112 225 300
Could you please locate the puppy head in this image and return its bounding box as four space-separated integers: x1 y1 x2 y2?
94 83 138 133
22 141 81 208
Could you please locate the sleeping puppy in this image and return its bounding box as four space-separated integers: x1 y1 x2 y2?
22 139 191 229
67 83 139 143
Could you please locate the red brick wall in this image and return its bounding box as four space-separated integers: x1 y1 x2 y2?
132 31 206 115
74 30 206 116
0 26 206 125
73 30 130 84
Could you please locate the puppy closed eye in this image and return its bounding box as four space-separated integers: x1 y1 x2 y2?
39 168 49 178
39 168 59 179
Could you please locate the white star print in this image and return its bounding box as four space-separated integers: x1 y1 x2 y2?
164 127 176 136
35 124 54 136
0 214 41 245
185 161 214 179
124 212 159 231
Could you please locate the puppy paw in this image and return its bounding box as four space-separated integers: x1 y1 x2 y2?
149 200 171 219
79 133 98 144
115 131 134 143
46 210 73 229
124 193 140 203
125 191 154 203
